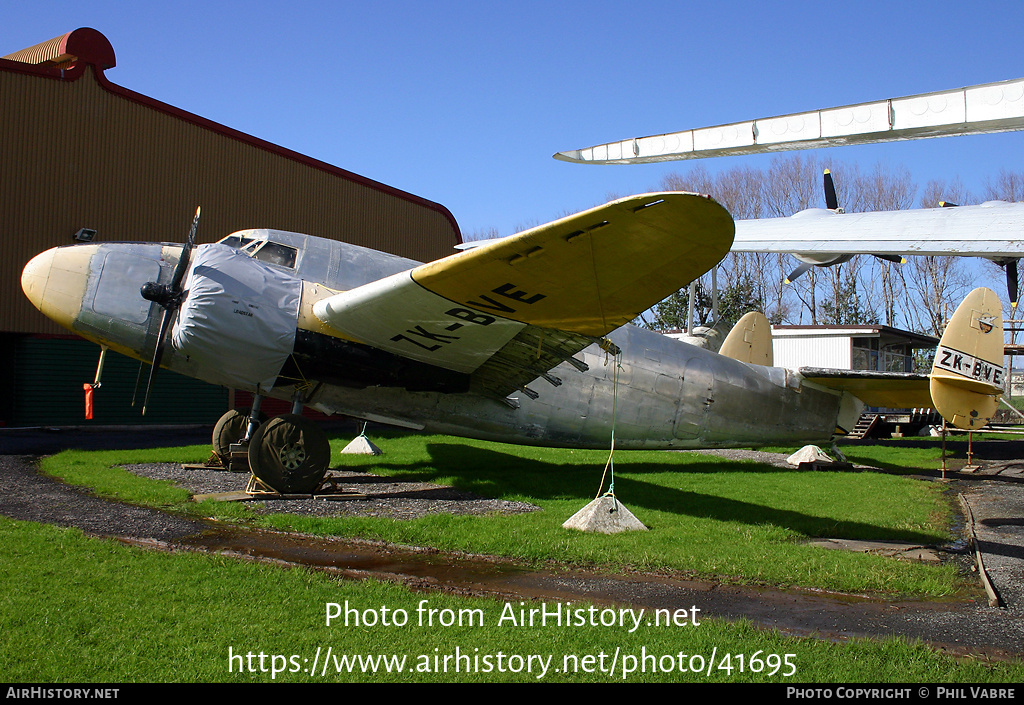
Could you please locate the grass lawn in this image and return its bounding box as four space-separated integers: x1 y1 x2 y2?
40 433 974 597
1 515 1021 683
9 433 1021 682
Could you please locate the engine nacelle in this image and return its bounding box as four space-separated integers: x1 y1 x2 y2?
172 244 301 392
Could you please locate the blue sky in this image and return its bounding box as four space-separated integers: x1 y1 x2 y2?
5 1 1023 240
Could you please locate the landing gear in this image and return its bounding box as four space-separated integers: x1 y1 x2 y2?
211 408 266 468
247 413 331 494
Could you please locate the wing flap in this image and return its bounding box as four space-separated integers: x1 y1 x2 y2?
469 325 596 401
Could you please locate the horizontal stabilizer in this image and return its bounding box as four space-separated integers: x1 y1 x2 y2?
930 287 1005 429
797 289 1005 429
799 369 933 409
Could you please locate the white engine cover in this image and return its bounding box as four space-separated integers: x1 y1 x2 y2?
172 244 301 392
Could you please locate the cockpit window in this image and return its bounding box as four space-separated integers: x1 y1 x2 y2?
253 242 297 268
218 235 254 249
218 236 297 269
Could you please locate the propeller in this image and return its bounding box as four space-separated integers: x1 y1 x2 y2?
783 170 844 283
874 254 905 265
1008 261 1019 309
784 170 906 284
783 262 814 284
138 206 201 414
823 169 842 212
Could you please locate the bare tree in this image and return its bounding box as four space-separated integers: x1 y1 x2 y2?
851 162 917 212
898 256 973 337
983 168 1024 202
836 163 916 327
649 157 1024 335
920 176 974 208
763 153 825 216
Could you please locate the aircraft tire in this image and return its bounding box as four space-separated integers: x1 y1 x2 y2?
212 408 266 467
247 414 330 494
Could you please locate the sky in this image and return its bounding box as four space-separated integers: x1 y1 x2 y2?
5 0 1024 242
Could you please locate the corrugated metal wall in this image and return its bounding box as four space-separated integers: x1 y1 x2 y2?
772 335 852 370
0 44 461 427
10 337 227 427
1 60 461 336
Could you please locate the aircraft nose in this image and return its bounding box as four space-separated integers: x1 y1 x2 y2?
21 246 94 331
20 249 54 309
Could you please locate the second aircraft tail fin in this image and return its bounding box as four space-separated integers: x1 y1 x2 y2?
930 287 1005 430
719 311 773 366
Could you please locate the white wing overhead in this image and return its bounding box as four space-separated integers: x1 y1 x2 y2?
555 77 1024 164
731 200 1024 259
549 76 1024 293
462 201 1024 259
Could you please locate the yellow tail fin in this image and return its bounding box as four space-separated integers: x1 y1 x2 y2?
719 311 773 366
930 287 1005 429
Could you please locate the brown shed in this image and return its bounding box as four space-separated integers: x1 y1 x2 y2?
0 28 462 427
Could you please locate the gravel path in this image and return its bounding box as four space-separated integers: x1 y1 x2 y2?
124 461 540 520
0 454 206 539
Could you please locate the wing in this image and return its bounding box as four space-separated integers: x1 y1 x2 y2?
313 192 734 400
554 77 1024 164
731 202 1024 259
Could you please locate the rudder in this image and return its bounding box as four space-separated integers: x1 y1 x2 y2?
930 287 1005 429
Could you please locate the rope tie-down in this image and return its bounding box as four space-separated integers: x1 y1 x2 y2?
563 344 647 534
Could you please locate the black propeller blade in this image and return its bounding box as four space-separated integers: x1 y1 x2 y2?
139 206 201 414
823 169 841 212
1007 259 1019 310
874 254 905 265
782 170 842 284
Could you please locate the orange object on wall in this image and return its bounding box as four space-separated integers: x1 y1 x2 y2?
83 383 94 420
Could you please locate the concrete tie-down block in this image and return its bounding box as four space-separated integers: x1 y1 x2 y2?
563 496 648 534
341 435 383 455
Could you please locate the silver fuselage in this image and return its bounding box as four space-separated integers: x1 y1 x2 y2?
21 231 848 449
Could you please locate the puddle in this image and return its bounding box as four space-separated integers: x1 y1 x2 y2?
124 521 1021 662
175 525 548 596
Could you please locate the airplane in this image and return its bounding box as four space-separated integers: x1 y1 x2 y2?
21 192 1006 495
730 169 1024 300
554 77 1024 303
741 186 1024 310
